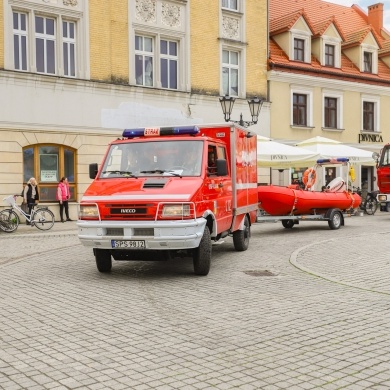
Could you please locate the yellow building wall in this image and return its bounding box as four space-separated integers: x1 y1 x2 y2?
190 0 268 97
0 0 3 68
89 0 129 83
190 0 220 95
270 80 390 144
246 0 268 98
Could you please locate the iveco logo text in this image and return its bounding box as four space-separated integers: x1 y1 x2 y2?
121 209 136 213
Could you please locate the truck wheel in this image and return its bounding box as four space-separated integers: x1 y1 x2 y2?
282 219 294 229
95 249 112 273
193 227 211 276
328 211 342 230
233 215 250 251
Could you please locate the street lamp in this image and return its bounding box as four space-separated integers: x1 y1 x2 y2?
219 95 263 127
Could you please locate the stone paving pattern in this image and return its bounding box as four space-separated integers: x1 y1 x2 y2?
1 215 390 389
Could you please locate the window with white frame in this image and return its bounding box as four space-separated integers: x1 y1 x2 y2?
135 35 154 86
294 38 305 61
325 44 335 67
35 16 56 74
63 21 76 77
222 49 239 96
290 31 311 63
361 47 378 74
160 39 178 89
12 10 79 77
134 34 182 90
222 0 238 11
363 51 372 73
291 87 313 127
322 91 343 130
361 95 380 132
13 12 28 71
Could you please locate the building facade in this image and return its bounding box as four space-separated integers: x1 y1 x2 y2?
0 0 269 218
268 0 390 191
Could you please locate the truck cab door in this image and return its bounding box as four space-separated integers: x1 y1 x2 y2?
206 145 232 234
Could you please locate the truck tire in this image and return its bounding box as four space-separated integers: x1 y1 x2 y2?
233 215 250 251
193 227 211 276
95 249 112 273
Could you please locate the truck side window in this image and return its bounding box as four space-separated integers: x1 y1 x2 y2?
208 146 217 175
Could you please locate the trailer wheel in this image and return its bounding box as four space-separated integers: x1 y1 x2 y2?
328 211 342 230
282 219 294 229
95 249 112 273
233 215 250 251
193 227 211 276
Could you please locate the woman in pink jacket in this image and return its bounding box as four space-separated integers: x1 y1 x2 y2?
57 177 72 222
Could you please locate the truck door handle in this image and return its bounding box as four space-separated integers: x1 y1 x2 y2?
218 183 223 188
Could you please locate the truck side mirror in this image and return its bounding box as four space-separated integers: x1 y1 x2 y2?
372 152 379 161
216 159 228 176
89 163 99 179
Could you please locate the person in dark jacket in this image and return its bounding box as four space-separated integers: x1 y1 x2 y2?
23 177 39 224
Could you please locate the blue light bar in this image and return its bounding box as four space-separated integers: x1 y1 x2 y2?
316 157 349 164
123 126 199 138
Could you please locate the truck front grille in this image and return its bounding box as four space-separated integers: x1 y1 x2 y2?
104 203 156 220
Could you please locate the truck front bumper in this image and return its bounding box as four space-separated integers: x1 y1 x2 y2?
77 218 207 250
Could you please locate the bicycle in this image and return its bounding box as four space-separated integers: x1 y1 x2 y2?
363 190 379 215
351 186 378 215
0 195 55 233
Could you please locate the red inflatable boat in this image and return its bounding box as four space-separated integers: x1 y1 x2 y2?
258 185 362 216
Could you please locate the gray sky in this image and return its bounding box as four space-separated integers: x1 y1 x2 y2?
326 0 390 32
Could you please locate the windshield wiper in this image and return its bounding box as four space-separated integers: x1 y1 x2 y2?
140 169 182 177
102 170 137 178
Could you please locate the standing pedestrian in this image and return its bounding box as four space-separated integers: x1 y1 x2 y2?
23 177 39 224
57 177 71 222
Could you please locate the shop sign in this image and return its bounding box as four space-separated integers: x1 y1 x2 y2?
359 134 383 143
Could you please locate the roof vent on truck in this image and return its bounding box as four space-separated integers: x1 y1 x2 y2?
123 126 200 138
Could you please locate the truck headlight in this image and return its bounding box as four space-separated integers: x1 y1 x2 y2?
378 194 387 202
162 204 191 218
79 204 100 220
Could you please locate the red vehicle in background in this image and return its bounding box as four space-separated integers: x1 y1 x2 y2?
77 124 258 275
375 145 390 212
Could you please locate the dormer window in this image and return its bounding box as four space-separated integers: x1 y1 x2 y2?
325 44 335 67
294 38 305 61
364 51 373 73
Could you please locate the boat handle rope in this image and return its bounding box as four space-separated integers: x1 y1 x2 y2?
289 189 298 215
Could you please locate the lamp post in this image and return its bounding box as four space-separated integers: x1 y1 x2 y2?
219 95 263 127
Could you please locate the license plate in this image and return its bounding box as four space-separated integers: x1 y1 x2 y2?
111 240 145 249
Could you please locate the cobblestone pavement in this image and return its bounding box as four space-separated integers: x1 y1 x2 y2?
1 214 390 389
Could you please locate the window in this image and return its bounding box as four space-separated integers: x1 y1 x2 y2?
23 145 76 202
63 21 76 77
363 101 374 131
222 50 239 96
325 44 335 67
35 16 56 74
13 12 28 71
324 97 337 128
293 94 307 126
294 38 305 61
160 39 178 89
135 35 154 86
11 10 79 77
222 0 238 10
364 51 372 73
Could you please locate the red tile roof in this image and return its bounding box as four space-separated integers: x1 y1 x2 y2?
269 0 390 86
270 9 315 36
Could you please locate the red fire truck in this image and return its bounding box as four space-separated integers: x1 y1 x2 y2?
375 144 390 211
77 124 258 275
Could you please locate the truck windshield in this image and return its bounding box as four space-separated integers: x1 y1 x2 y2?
379 146 390 167
100 140 204 178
